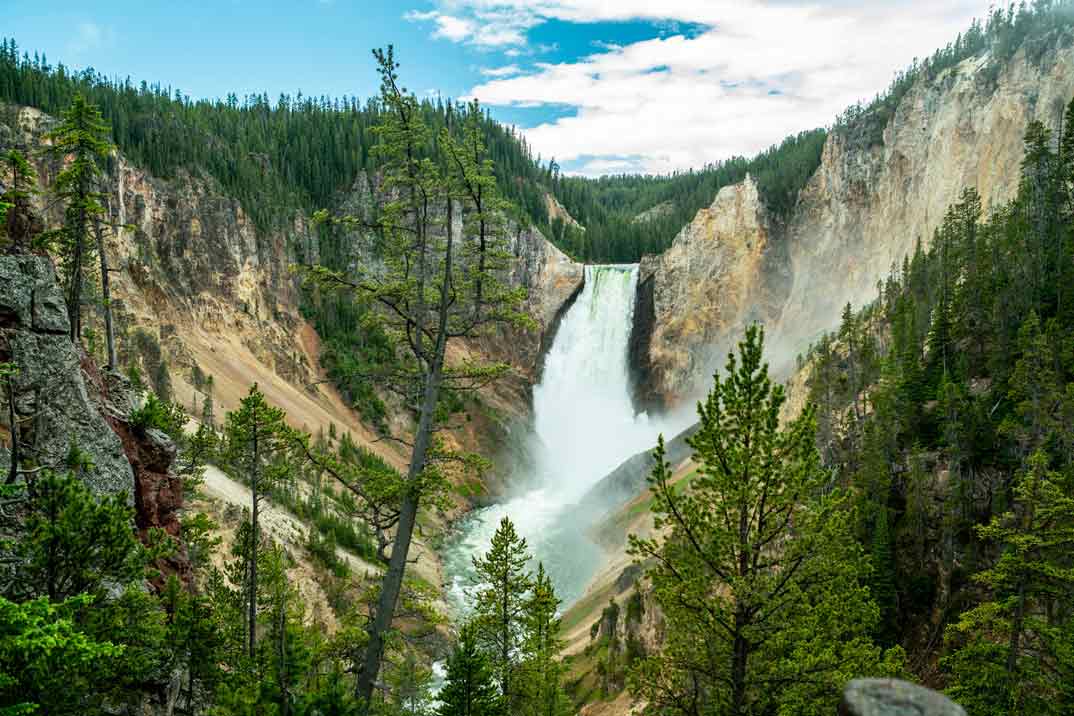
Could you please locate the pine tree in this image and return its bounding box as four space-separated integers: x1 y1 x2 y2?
840 301 863 433
302 47 528 704
441 99 512 310
160 578 223 714
437 624 504 716
0 149 40 254
926 212 956 385
6 470 151 602
201 375 216 428
869 504 899 647
180 422 216 495
43 93 112 344
0 594 122 715
518 563 569 716
0 473 170 715
224 384 293 659
1002 311 1062 455
153 359 173 403
471 516 532 704
384 648 434 716
94 213 117 370
943 449 1074 715
948 188 987 370
628 325 896 716
261 544 304 716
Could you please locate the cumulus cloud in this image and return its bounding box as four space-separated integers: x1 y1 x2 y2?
411 0 988 175
406 5 540 47
405 11 477 42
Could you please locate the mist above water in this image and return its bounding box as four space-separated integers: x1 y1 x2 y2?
441 265 679 614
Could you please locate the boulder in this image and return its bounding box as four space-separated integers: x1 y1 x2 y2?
839 679 965 716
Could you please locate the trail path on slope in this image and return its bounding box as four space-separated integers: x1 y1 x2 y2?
201 464 382 576
200 465 445 594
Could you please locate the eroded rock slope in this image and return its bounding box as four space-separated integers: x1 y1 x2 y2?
634 37 1074 409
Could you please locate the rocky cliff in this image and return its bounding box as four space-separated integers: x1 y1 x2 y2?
1 105 582 483
632 175 783 410
0 256 132 494
633 35 1074 409
0 255 190 584
0 105 381 453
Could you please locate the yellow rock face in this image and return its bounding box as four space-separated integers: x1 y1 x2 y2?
639 40 1074 409
639 174 775 406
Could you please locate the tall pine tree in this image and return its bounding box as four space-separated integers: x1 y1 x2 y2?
471 516 531 705
43 93 112 344
301 46 528 704
943 449 1074 715
223 384 293 659
437 624 503 716
628 325 897 716
518 562 569 716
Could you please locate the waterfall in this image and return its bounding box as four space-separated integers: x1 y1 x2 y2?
442 264 667 613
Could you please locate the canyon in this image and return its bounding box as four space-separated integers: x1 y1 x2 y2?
632 35 1074 410
3 19 1074 715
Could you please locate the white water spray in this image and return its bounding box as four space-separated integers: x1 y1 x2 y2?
442 265 674 613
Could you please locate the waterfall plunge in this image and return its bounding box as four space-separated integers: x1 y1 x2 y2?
442 265 670 613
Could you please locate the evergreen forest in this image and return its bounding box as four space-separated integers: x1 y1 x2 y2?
2 2 1074 716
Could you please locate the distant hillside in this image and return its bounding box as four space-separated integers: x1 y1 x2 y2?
0 39 824 265
0 40 556 237
544 129 827 263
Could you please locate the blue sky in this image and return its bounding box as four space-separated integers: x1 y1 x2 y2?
6 1 990 176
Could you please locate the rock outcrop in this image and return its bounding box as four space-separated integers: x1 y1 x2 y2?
544 191 584 232
0 256 133 496
586 584 666 698
632 175 781 409
839 679 965 716
634 36 1074 409
1 255 190 583
498 224 585 379
93 367 192 586
631 200 674 224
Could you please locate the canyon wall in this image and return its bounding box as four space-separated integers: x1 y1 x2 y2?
0 255 191 583
1 105 582 482
1 105 378 450
632 176 782 410
634 34 1074 409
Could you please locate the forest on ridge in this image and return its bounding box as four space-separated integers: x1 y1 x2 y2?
1 2 1074 716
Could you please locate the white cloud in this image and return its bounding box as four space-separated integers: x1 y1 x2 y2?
436 14 477 42
576 157 645 176
68 22 115 55
435 0 989 174
406 5 540 48
480 64 523 77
